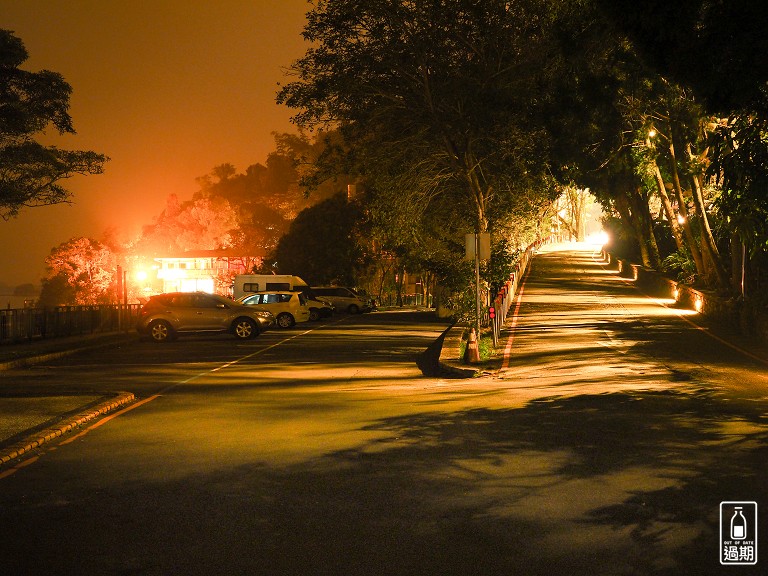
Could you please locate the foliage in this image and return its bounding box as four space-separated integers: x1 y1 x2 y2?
274 192 366 285
662 248 697 283
37 274 74 308
277 0 556 233
708 95 768 254
594 0 768 113
135 194 239 254
39 237 116 305
0 29 108 219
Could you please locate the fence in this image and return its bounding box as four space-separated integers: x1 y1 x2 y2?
0 304 141 345
377 292 433 308
487 239 542 346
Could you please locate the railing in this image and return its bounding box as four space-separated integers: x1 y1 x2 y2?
487 239 542 346
0 304 141 345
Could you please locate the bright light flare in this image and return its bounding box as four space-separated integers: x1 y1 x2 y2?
135 270 148 282
586 231 610 247
694 296 704 313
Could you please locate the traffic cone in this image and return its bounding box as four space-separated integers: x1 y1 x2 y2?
466 328 480 363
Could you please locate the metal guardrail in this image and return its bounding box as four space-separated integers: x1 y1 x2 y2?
0 305 141 344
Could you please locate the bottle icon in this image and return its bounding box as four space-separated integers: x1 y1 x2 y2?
731 507 747 540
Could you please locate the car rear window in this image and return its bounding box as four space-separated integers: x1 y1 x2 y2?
147 294 174 307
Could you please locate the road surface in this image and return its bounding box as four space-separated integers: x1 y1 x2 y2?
1 244 766 575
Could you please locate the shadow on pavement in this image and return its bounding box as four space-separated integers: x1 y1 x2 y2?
7 386 765 576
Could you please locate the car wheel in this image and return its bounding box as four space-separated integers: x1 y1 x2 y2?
309 308 321 321
276 312 295 328
348 304 360 314
148 320 173 343
233 317 258 339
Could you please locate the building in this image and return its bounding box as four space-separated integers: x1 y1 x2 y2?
149 250 265 297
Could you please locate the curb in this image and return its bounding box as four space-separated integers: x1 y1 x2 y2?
0 332 135 371
0 391 136 467
437 324 484 378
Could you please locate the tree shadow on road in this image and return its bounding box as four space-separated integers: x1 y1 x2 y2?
135 390 768 574
271 387 767 575
6 387 767 576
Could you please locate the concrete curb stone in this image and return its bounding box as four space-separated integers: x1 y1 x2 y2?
0 391 135 467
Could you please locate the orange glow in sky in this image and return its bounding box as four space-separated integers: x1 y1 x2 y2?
0 0 309 287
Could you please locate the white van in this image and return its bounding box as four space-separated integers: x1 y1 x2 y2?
233 275 309 299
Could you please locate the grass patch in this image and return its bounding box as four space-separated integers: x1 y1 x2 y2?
478 334 495 360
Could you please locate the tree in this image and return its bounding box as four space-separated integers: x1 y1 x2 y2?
39 237 116 305
277 0 556 234
594 0 768 113
274 193 365 285
136 194 239 254
0 30 108 219
709 92 768 297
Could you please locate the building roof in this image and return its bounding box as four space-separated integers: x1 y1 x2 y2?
154 249 266 260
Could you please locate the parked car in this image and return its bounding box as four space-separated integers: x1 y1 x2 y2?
311 286 373 314
238 291 311 328
137 292 275 343
294 288 335 321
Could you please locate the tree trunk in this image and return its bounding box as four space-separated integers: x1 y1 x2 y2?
648 153 685 252
667 138 706 277
395 266 405 307
614 190 651 267
688 152 728 289
730 231 743 296
628 186 661 269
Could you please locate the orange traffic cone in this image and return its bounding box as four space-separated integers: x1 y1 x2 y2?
466 328 480 364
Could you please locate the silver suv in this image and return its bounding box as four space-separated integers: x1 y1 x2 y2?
137 292 275 342
311 286 373 314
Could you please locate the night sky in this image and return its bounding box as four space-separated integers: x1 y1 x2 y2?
0 0 309 287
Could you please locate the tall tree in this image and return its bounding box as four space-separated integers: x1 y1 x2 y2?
594 0 768 113
135 194 239 255
39 237 116 305
274 193 365 285
0 30 108 219
277 0 555 234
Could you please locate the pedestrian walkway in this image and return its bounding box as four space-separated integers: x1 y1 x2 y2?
493 241 768 383
440 241 768 379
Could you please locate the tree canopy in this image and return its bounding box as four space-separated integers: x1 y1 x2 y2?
274 192 365 285
277 0 557 234
275 0 768 306
594 0 768 113
0 29 108 219
39 236 115 305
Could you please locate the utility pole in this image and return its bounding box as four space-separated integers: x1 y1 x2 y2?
117 265 123 332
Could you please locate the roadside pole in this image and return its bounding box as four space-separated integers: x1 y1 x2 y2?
474 232 481 338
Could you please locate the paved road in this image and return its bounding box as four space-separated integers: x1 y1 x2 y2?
1 244 767 575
